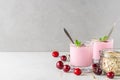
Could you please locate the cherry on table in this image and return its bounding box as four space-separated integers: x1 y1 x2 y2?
107 71 114 79
74 68 82 75
92 63 100 68
92 63 102 75
52 51 59 57
63 65 70 72
93 67 102 75
60 55 67 61
56 61 64 69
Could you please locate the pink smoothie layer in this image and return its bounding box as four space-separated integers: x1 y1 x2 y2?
93 39 113 60
70 44 93 67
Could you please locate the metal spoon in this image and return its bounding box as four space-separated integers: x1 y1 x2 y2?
107 23 116 39
64 28 74 44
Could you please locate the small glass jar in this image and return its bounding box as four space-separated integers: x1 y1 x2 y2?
100 49 120 75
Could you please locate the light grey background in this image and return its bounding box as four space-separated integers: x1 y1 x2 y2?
0 0 120 52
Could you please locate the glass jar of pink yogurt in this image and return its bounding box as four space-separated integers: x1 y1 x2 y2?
70 43 93 68
92 39 113 63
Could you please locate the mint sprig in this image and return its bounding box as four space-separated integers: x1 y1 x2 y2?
99 35 109 42
74 40 82 47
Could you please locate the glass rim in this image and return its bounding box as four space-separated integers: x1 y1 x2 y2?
100 48 120 51
91 38 113 42
100 48 120 57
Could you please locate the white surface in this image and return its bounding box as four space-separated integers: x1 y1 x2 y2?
0 52 119 80
0 0 120 51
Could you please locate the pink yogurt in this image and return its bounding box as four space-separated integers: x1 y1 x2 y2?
70 44 93 67
92 39 113 60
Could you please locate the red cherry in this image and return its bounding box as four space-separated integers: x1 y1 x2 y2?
107 71 114 79
52 51 59 57
60 55 67 61
56 61 64 69
63 65 70 72
74 68 82 75
92 63 100 68
93 67 102 75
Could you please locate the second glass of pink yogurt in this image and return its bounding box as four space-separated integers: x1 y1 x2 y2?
92 39 113 63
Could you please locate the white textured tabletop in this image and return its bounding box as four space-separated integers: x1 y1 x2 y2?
0 52 119 80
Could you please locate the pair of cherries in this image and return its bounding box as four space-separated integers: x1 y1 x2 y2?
52 51 82 75
92 63 115 79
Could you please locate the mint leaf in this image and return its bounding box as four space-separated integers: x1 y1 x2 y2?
74 40 82 47
103 36 109 41
99 35 108 42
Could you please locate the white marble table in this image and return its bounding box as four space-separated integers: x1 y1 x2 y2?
0 52 119 80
